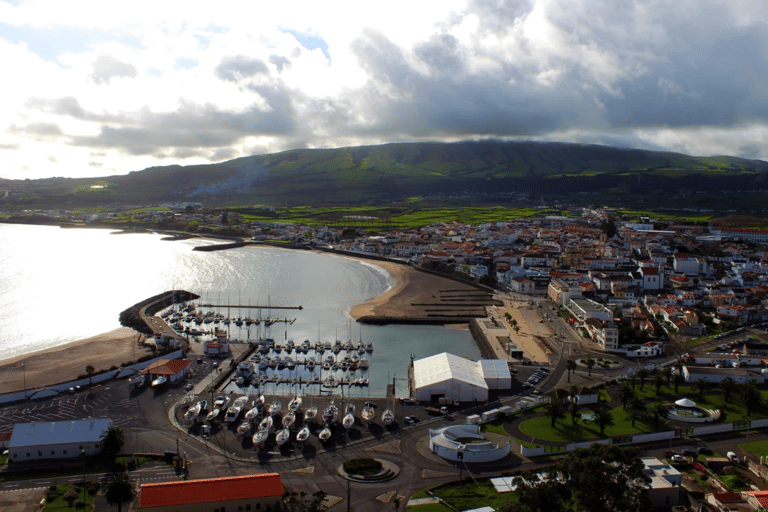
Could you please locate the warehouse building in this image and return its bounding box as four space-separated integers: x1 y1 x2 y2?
412 353 511 403
8 418 111 463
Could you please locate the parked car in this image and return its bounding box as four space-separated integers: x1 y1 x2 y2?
681 448 696 457
671 454 685 463
696 445 712 455
404 416 420 425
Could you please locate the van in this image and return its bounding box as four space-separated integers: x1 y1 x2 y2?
727 451 739 463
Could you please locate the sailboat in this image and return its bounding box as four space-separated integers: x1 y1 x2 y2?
288 395 302 413
296 426 310 443
236 421 251 437
323 401 339 424
268 400 282 416
304 404 318 422
318 426 332 442
362 401 376 423
382 408 395 425
275 428 290 446
183 400 204 423
252 428 269 448
343 403 355 430
258 415 274 433
282 410 296 430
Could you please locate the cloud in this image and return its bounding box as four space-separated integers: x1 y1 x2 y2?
269 54 291 72
90 55 137 84
215 55 269 82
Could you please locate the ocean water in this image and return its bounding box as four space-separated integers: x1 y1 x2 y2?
0 224 479 396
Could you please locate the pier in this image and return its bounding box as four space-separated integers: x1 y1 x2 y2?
198 303 303 310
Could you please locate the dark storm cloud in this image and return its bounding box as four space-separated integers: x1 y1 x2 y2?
215 55 269 82
69 95 298 156
90 55 137 84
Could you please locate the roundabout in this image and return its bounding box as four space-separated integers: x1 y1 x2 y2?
337 458 400 483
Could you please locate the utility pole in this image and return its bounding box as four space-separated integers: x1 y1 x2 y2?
347 478 352 512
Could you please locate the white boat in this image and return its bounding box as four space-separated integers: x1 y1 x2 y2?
362 402 376 423
252 429 269 448
275 428 290 446
282 410 296 430
213 395 230 409
259 415 274 432
183 401 203 423
343 404 355 430
244 405 260 423
206 407 220 422
224 396 249 423
151 375 167 388
323 402 339 424
236 421 251 437
366 342 373 352
304 406 318 422
288 396 302 413
268 400 282 416
296 426 310 443
382 408 395 426
318 427 332 442
235 376 245 386
358 358 369 369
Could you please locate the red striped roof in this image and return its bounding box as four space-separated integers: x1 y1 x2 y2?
143 359 191 376
139 474 283 508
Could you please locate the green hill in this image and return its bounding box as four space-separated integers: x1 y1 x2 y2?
2 141 768 211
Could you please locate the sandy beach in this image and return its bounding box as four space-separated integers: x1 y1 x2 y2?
0 258 480 395
0 327 154 395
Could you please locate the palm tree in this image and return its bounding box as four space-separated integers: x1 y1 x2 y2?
569 399 579 425
100 426 125 462
618 381 635 408
646 401 665 427
566 359 577 383
739 381 762 416
544 399 565 428
672 372 685 393
662 366 674 388
652 373 665 395
721 377 737 403
584 356 595 377
85 365 95 387
626 405 643 428
629 374 639 391
693 378 709 399
104 474 136 512
592 407 614 437
635 368 649 389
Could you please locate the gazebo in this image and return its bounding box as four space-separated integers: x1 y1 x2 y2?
674 398 696 408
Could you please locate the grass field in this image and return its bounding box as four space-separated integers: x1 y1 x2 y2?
429 478 513 511
43 483 97 511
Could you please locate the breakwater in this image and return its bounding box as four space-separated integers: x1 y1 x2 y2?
119 289 199 335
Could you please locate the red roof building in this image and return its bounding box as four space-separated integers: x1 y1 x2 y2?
139 474 283 511
141 359 191 384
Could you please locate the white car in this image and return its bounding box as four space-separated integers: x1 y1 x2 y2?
671 454 685 463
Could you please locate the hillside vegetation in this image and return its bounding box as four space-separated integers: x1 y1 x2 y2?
2 141 767 211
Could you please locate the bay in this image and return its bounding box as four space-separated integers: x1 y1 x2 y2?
0 224 479 396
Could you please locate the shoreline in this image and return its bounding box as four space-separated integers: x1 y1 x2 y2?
0 245 486 395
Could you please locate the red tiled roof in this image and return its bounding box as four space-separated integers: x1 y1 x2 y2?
144 359 191 376
713 492 743 503
139 474 283 508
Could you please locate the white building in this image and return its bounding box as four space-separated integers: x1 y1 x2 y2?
8 418 111 462
641 457 681 507
682 366 765 384
412 353 511 403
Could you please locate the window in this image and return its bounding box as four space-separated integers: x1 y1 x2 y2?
51 451 55 455
79 445 83 450
38 451 42 456
63 450 67 455
246 506 251 511
12 454 16 458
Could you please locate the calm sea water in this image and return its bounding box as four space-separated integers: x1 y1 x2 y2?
0 224 479 396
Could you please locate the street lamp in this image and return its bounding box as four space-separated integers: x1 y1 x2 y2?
81 449 86 505
21 363 26 402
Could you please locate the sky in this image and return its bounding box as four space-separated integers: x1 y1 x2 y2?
2 0 768 180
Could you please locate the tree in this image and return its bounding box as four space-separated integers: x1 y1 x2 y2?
693 378 709 399
85 365 95 387
584 356 595 377
739 381 762 416
721 377 737 403
672 372 685 393
662 366 673 388
501 444 651 512
100 426 125 462
569 399 579 425
592 407 615 437
566 359 577 383
646 402 665 427
544 399 565 428
626 404 643 428
635 368 648 389
652 373 665 395
618 381 635 408
104 474 136 512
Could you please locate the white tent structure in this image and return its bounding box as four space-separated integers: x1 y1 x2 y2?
413 353 511 403
674 398 696 408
